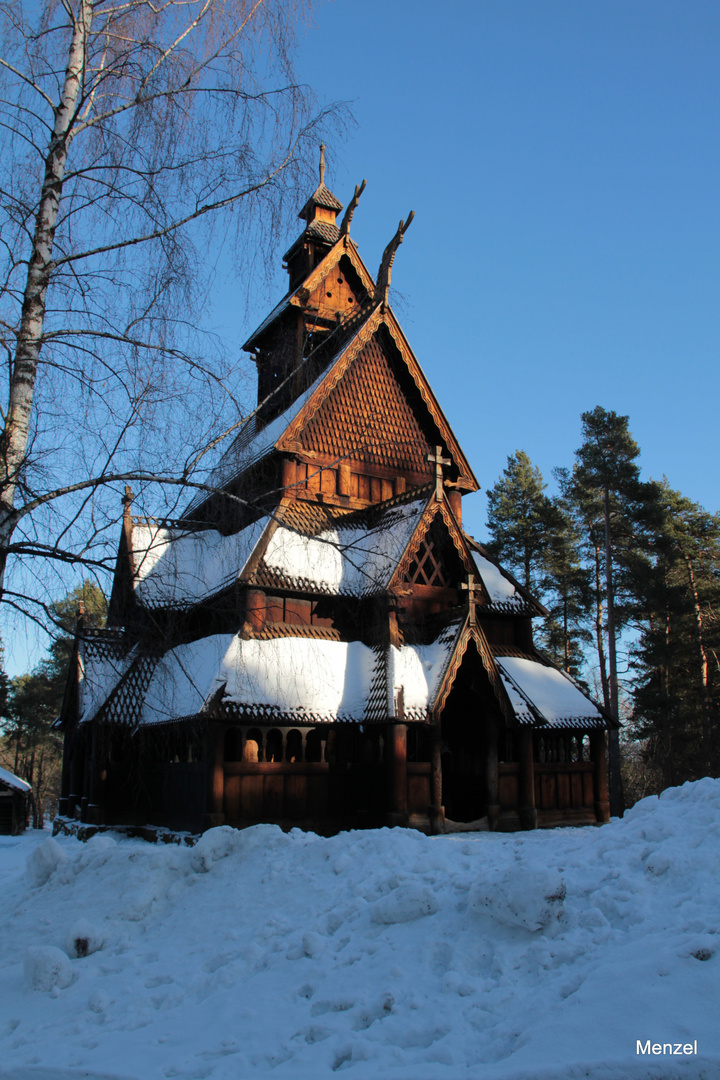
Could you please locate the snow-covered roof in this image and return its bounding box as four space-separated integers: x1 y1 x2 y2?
132 518 269 608
261 498 427 596
0 765 31 793
138 616 463 728
473 553 527 611
79 645 136 725
388 621 462 720
141 634 378 725
496 655 605 729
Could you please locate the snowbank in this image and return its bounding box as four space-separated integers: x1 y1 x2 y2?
1 780 719 1079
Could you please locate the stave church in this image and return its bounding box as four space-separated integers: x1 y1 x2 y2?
57 151 615 837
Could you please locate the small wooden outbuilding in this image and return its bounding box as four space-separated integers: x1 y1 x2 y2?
0 766 31 834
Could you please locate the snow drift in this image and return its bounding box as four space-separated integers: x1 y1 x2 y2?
1 779 719 1079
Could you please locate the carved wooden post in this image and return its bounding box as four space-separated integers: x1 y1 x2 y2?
591 731 611 822
519 729 538 830
485 717 500 830
387 692 408 826
429 724 445 834
205 723 226 830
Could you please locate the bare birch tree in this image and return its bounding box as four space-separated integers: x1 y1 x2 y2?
0 0 337 637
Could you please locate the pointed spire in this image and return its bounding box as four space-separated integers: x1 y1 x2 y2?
319 143 326 185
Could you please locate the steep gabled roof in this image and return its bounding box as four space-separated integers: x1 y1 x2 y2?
130 516 272 609
279 302 478 491
244 236 375 351
299 182 343 218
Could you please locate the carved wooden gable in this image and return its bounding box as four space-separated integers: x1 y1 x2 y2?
395 508 475 594
297 331 433 475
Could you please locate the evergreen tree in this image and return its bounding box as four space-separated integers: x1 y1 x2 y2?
564 406 656 816
486 451 555 593
540 490 593 682
486 451 592 678
630 482 720 786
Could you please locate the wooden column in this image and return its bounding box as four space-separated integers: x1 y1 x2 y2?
591 731 611 822
386 722 408 827
429 724 445 834
485 718 500 830
204 723 226 830
518 729 538 830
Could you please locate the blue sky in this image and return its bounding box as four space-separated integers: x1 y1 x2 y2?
6 1 720 675
267 0 720 543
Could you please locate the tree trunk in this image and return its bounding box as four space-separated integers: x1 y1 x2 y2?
603 488 624 816
0 0 92 599
685 553 714 773
593 541 610 710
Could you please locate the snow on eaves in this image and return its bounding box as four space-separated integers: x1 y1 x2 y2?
140 620 462 727
262 498 427 596
79 646 136 725
0 765 31 793
141 634 377 725
132 517 269 608
496 655 605 729
473 552 527 610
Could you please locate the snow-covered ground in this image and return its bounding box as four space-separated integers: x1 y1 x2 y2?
1 781 719 1080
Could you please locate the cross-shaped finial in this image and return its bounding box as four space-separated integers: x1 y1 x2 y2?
460 573 481 625
426 444 451 502
319 143 326 185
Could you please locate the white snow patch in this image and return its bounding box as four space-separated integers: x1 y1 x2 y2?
263 500 425 596
26 837 68 887
132 517 268 607
497 654 605 727
23 946 73 992
474 552 525 607
1 779 719 1079
470 865 566 931
142 634 377 724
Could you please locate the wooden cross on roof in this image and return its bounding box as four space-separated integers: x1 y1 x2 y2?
427 444 451 502
460 573 481 625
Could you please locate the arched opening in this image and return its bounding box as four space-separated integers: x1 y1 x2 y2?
266 729 283 763
285 729 303 763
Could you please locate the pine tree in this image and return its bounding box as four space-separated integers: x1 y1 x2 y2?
565 407 655 816
630 482 720 786
540 489 593 682
486 451 555 593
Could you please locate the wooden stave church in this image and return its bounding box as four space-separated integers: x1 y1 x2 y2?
57 155 615 837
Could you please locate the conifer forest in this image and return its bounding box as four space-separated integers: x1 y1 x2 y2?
485 406 720 810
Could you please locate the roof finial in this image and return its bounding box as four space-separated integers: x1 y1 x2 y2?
319 143 326 185
375 211 415 307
